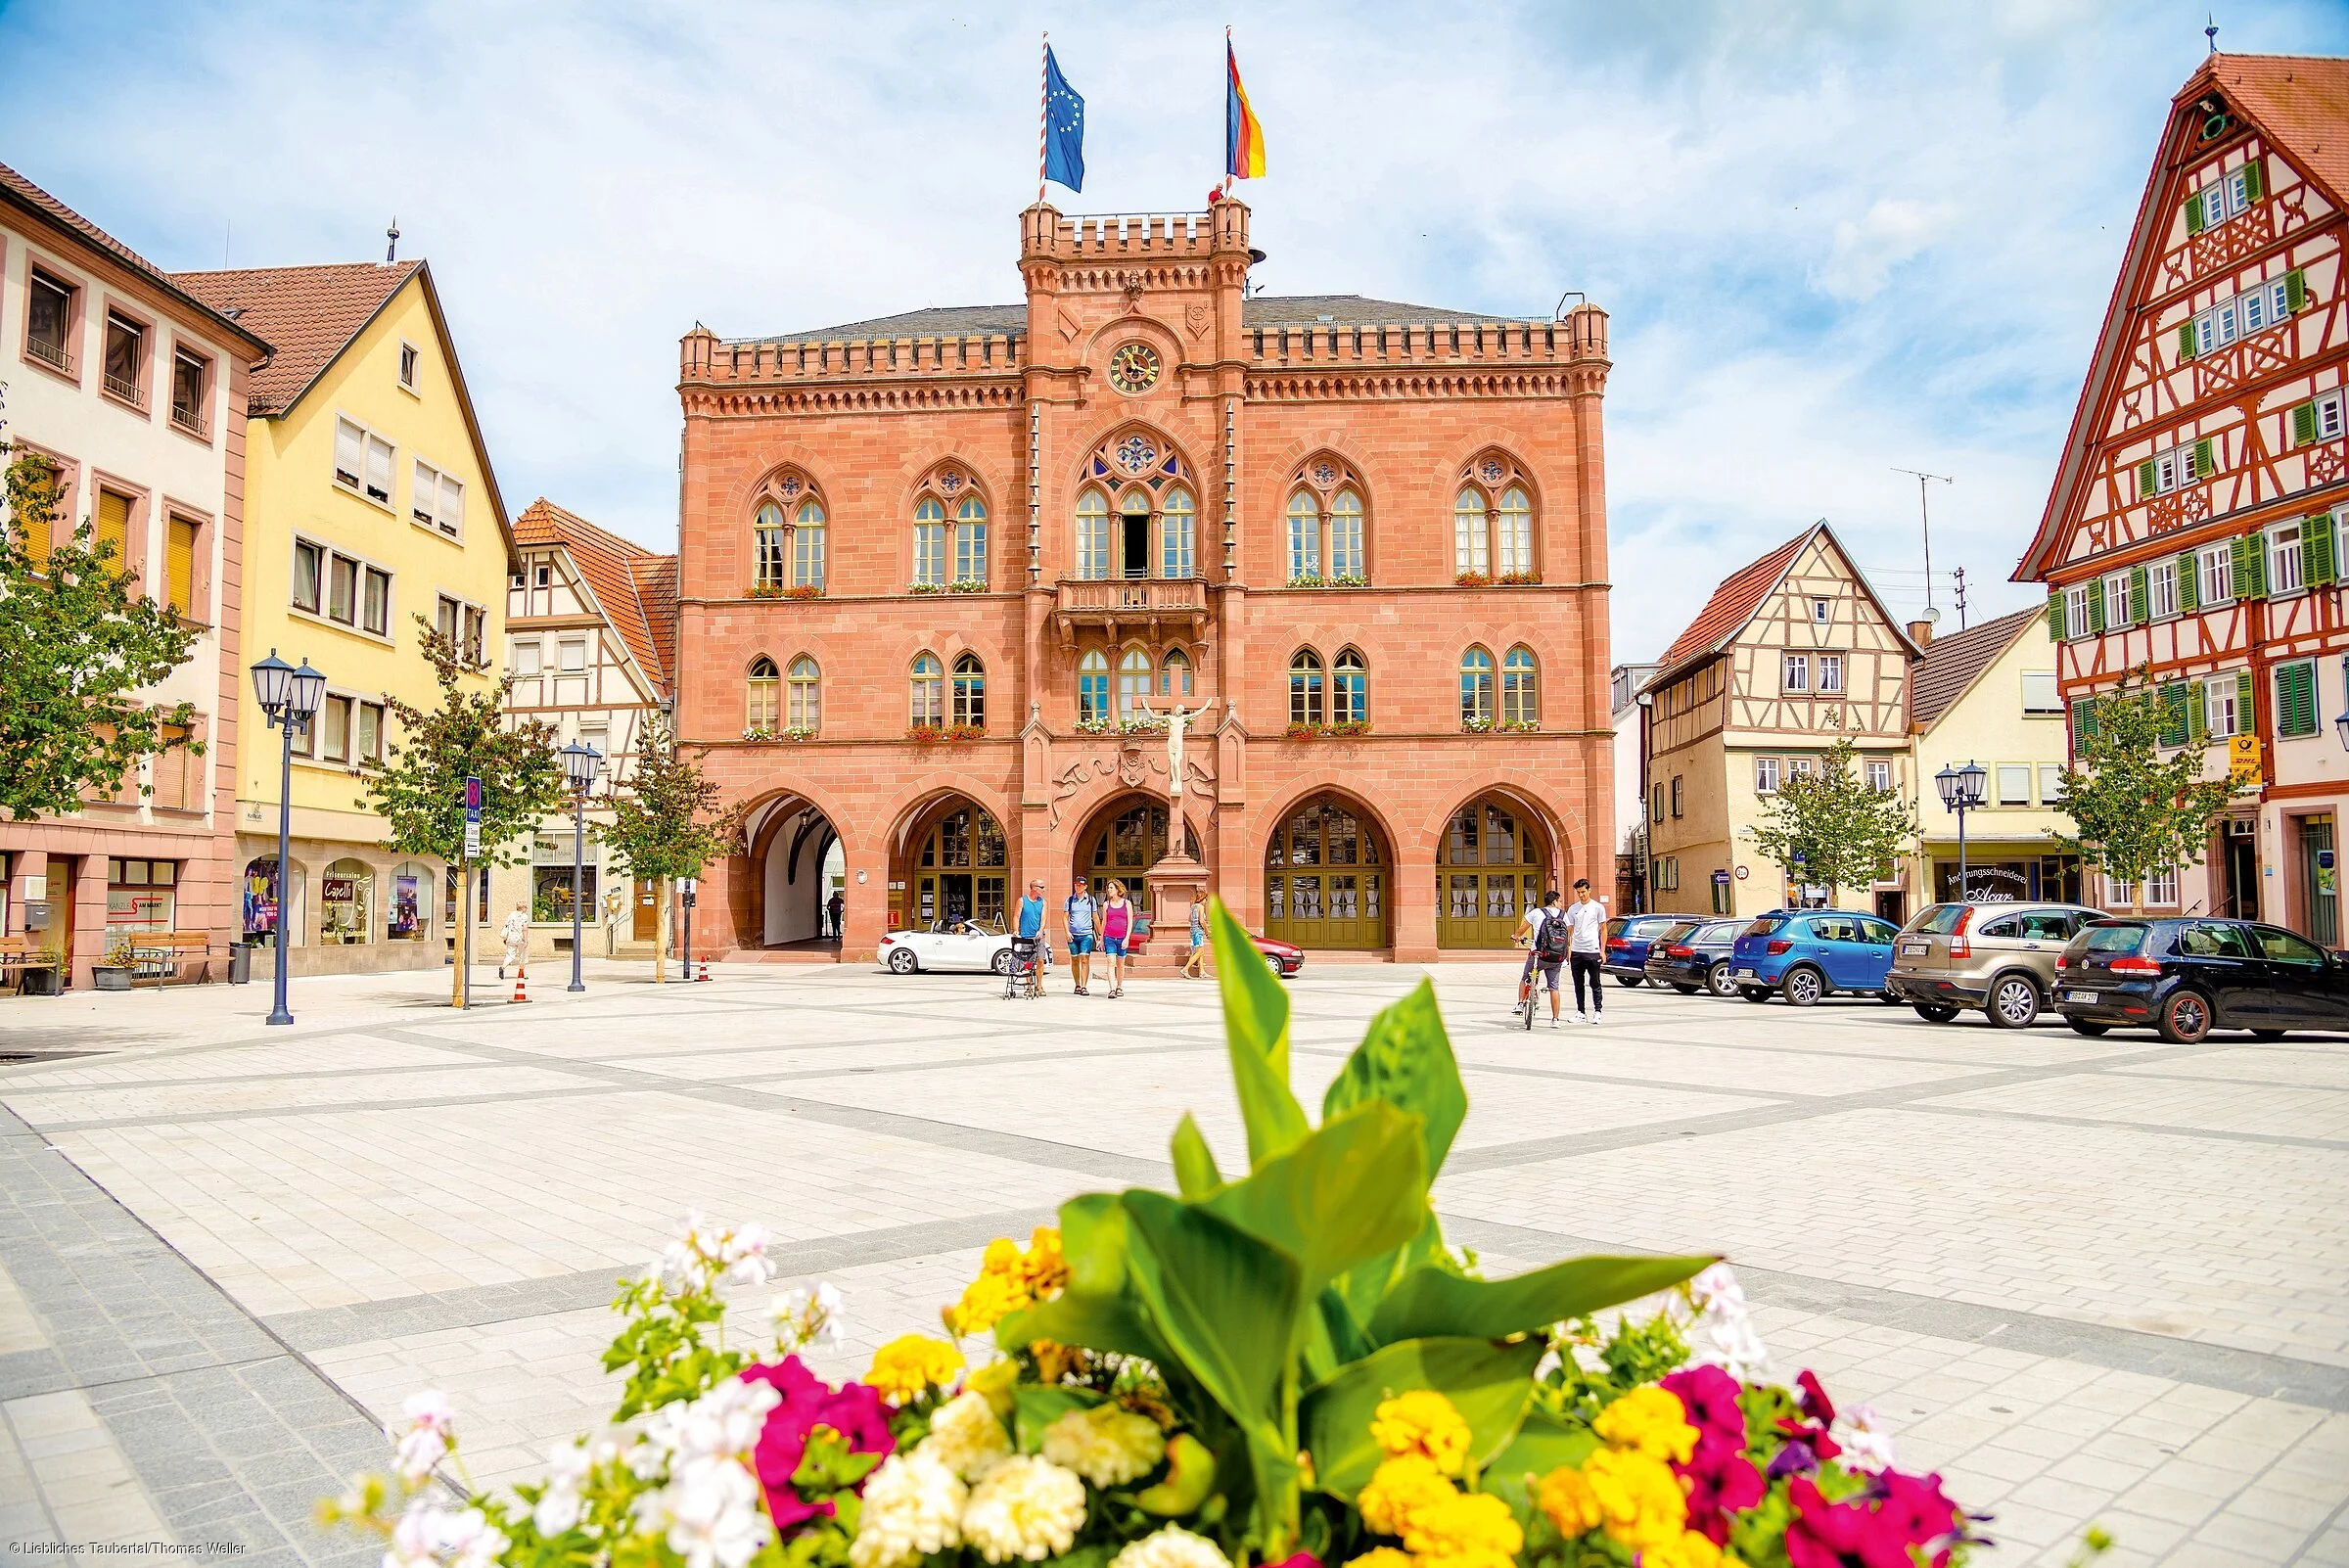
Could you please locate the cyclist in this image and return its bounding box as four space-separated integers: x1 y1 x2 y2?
1512 890 1562 1019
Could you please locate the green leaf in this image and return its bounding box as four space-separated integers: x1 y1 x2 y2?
1298 1335 1546 1499
1366 1254 1716 1348
1321 980 1468 1180
1011 1384 1105 1453
1208 897 1308 1168
1172 1113 1224 1199
1203 1100 1430 1305
1480 1409 1599 1519
1328 1209 1450 1342
995 1195 1175 1367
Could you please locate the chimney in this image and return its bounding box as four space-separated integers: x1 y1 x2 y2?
1907 619 1934 647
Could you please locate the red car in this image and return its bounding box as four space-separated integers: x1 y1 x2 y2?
1253 933 1305 977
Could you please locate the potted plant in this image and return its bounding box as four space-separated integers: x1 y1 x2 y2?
92 938 136 992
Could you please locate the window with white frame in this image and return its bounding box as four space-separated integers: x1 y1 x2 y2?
1812 598 1830 623
2040 764 2065 803
1755 757 1780 794
333 417 395 506
1783 653 1810 693
2200 542 2235 604
1819 654 1844 693
2204 674 2241 737
2104 572 2133 626
513 640 542 676
1865 759 1891 793
411 459 464 539
2065 583 2095 637
1790 757 1815 780
1997 764 2032 806
2303 389 2346 446
2145 867 2180 906
292 536 391 638
2188 165 2255 230
398 342 420 392
2270 520 2306 593
2148 559 2179 619
2189 278 2297 355
2104 874 2135 907
2141 443 2198 497
2021 671 2061 714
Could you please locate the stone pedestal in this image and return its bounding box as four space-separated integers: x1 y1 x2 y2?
1145 849 1212 957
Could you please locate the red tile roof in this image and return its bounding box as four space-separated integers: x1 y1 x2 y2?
2198 55 2349 213
169 262 419 415
514 498 677 696
1911 606 2041 729
1653 530 1815 676
0 160 269 356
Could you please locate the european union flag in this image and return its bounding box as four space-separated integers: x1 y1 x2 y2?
1043 45 1084 192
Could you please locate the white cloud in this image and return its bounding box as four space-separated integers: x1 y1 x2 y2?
1813 198 1953 301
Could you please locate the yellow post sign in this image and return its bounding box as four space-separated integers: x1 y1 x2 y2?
2229 734 2264 786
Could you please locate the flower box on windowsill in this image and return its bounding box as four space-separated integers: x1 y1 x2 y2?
906 723 985 743
1496 570 1543 586
948 579 988 594
1454 571 1493 588
1288 574 1371 589
748 584 823 600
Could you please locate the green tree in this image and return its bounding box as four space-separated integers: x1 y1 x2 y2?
359 618 566 1005
2056 665 2242 913
0 445 205 821
1744 734 1914 908
597 712 742 982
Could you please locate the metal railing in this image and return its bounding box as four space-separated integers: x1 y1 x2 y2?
104 372 142 404
170 402 209 438
26 336 73 374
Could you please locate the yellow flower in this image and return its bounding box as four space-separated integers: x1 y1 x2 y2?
968 1358 1020 1419
1536 1465 1603 1538
1358 1454 1457 1539
1642 1532 1734 1568
867 1335 964 1406
943 1228 1068 1337
1592 1387 1698 1465
1400 1489 1522 1568
1019 1225 1069 1295
1349 1551 1413 1568
1536 1451 1684 1552
1368 1391 1473 1477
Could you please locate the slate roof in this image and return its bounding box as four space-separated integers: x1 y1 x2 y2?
0 161 269 357
513 498 677 697
753 294 1517 346
1911 607 2042 729
170 262 419 416
1653 530 1815 676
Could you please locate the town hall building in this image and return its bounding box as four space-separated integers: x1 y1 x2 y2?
673 199 1614 961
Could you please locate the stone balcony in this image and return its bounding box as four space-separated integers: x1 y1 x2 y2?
1052 576 1209 645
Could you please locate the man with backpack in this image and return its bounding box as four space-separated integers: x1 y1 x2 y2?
1065 876 1099 995
1531 889 1577 1027
1563 878 1609 1023
1512 891 1561 1021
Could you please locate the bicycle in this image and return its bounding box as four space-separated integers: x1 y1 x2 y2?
1514 937 1537 1029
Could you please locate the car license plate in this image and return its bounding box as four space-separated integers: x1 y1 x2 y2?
1737 968 1758 980
2064 990 2096 1004
1902 941 1929 956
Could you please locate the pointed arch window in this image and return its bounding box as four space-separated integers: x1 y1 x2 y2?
788 657 821 731
747 656 780 731
1460 646 1496 725
1330 489 1365 580
951 653 986 728
1162 486 1196 578
1334 648 1368 725
754 502 787 590
1453 490 1490 576
1161 647 1194 699
1496 487 1533 576
1289 649 1326 726
1076 490 1110 580
1079 649 1111 722
1502 646 1540 727
954 496 989 585
1286 490 1321 580
913 496 947 587
793 500 826 588
1119 647 1153 717
910 653 943 726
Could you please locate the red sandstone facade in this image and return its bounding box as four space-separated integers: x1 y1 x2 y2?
674 200 1613 961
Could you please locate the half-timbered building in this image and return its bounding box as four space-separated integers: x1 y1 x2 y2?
1644 523 1920 921
2016 53 2349 939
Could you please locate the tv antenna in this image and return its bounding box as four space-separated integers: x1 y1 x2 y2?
1891 468 1953 623
386 217 400 264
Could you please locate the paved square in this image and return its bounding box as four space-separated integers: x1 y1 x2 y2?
2 959 2346 1567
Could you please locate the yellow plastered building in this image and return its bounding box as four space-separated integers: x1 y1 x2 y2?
171 259 519 973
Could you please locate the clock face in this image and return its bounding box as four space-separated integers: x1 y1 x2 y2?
1108 342 1162 394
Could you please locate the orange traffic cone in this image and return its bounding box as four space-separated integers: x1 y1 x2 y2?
695 952 712 982
511 963 530 1003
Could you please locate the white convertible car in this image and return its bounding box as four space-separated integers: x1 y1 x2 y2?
878 919 1019 975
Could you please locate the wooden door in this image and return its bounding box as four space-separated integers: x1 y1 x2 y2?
634 878 660 941
55 857 78 982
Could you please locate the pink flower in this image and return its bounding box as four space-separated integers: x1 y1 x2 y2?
1660 1365 1747 1452
1784 1478 1873 1568
1795 1369 1837 1426
739 1359 897 1534
1679 1445 1766 1544
1865 1471 1963 1568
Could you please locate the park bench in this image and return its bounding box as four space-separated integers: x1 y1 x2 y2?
121 931 216 987
0 936 62 996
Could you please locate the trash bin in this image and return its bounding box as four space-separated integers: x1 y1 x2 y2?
227 942 253 986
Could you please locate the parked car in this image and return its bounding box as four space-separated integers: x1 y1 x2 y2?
1252 933 1305 978
1727 909 1902 1005
1642 918 1746 996
879 918 1016 974
1603 915 1684 987
2052 916 2349 1042
1887 901 2105 1029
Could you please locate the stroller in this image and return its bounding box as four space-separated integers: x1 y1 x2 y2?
1003 935 1045 999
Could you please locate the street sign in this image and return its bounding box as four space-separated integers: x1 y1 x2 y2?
1713 870 1731 886
464 775 483 859
681 876 698 909
2229 734 2263 786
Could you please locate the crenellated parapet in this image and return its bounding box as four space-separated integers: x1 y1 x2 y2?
1246 302 1609 400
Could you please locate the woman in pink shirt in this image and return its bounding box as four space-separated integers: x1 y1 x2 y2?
1099 880 1133 998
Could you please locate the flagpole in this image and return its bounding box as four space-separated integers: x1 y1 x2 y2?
1218 25 1230 201
1039 32 1049 205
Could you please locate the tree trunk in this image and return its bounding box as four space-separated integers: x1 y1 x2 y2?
2132 885 2145 917
655 874 669 984
451 856 468 1008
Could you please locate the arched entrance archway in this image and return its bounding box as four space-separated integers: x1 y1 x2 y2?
894 797 1009 931
1265 795 1389 949
1074 795 1204 904
760 806 842 945
1438 794 1552 948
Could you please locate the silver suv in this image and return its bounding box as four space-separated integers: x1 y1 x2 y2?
1886 901 2105 1028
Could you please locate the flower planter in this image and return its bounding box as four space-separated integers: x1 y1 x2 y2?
20 965 62 996
91 965 132 992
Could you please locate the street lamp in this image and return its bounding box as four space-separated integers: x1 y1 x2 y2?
559 739 601 992
251 649 327 1026
1935 759 1989 905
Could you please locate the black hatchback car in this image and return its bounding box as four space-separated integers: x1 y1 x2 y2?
1642 918 1745 996
2052 916 2349 1042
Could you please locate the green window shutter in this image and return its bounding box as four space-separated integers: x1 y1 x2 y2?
2238 669 2257 732
2159 682 2188 746
2244 160 2266 203
2276 662 2318 738
2072 697 2097 749
2178 323 2198 360
2087 582 2106 633
2297 663 2321 737
2139 458 2159 497
2306 514 2337 587
2188 682 2208 742
2295 401 2322 447
2046 587 2068 640
2131 565 2150 623
2178 549 2200 610
2193 438 2215 480
2285 268 2308 313
2186 191 2208 234
2238 533 2269 599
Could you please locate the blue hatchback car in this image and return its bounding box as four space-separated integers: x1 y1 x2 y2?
1728 909 1903 1006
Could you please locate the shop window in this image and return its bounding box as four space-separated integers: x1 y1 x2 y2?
106 857 177 936
321 858 373 944
388 861 432 941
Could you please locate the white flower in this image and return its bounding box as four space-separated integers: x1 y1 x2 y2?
1110 1525 1232 1568
645 1376 782 1468
654 1454 773 1568
1687 1262 1773 1381
919 1390 1013 1481
1040 1404 1165 1488
1836 1404 1898 1473
532 1437 594 1536
771 1280 849 1352
392 1424 448 1486
850 1451 968 1568
724 1222 776 1285
960 1454 1088 1563
386 1502 507 1568
402 1390 456 1431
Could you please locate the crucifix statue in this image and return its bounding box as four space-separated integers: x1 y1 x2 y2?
1165 702 1201 800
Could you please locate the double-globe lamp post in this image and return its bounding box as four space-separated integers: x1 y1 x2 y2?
559 739 601 992
1935 759 1989 907
250 650 328 1027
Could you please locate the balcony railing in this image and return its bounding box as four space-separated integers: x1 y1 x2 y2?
104 372 142 404
1052 576 1209 643
26 336 73 375
170 402 209 438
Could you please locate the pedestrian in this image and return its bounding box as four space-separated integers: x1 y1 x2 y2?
1065 876 1099 994
826 889 845 940
1099 880 1134 997
1564 878 1608 1023
1181 899 1210 979
1512 890 1561 1020
498 900 530 980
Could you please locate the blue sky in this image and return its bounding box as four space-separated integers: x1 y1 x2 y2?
4 0 2345 660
